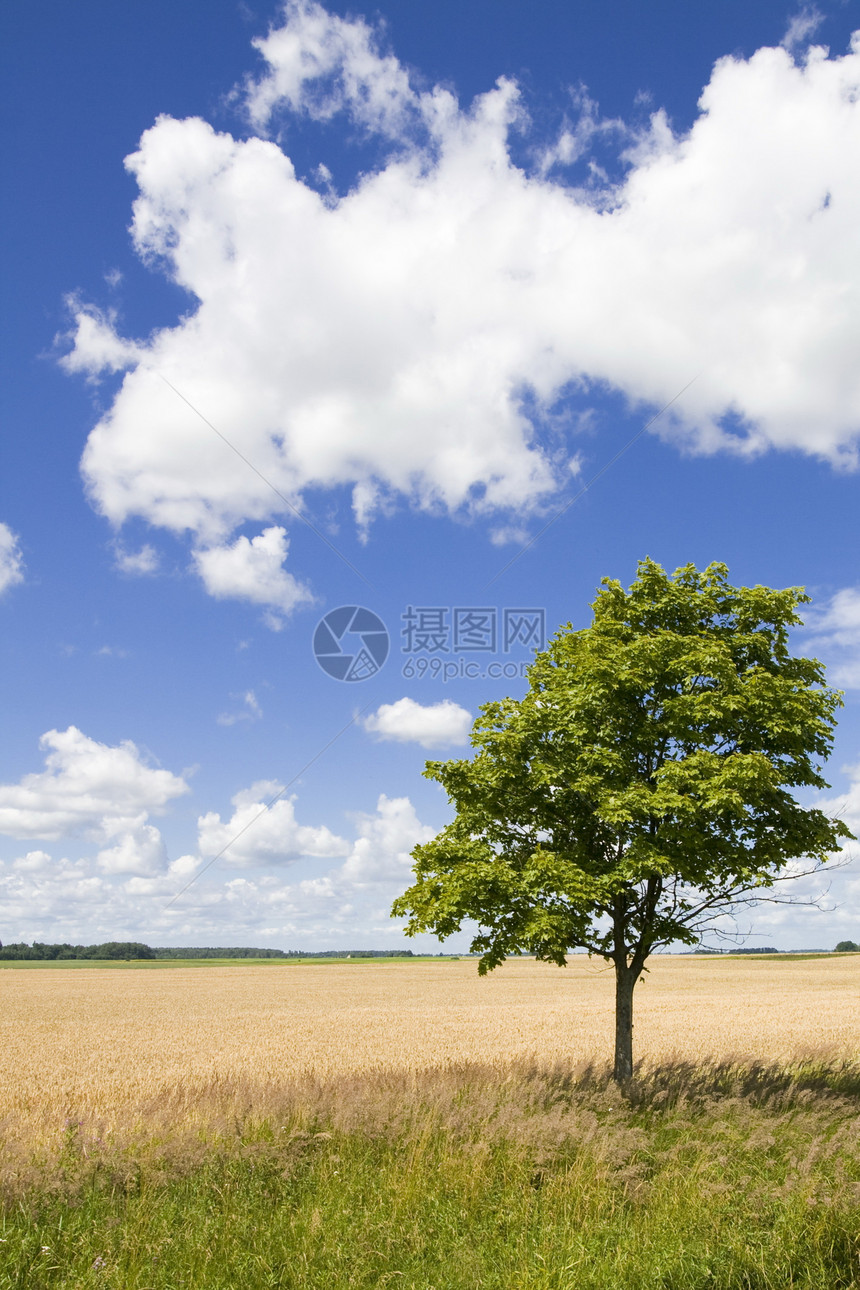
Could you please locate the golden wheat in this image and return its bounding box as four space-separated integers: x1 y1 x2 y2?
1 956 856 1136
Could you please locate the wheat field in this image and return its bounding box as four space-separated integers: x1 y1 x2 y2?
1 955 857 1134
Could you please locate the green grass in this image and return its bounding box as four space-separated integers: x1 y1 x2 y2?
1 951 854 970
716 954 853 962
0 956 461 970
1 1060 858 1289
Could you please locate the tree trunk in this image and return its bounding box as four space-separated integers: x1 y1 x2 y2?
613 961 636 1083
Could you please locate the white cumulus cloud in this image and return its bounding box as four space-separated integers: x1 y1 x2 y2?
58 4 860 605
0 758 438 942
0 850 205 943
59 300 143 377
114 542 160 575
246 0 416 135
12 850 53 873
197 780 350 865
96 823 168 877
338 793 435 885
193 526 311 624
0 523 24 596
363 697 472 748
2 765 854 946
0 726 189 842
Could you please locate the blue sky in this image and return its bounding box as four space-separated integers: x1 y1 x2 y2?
1 0 859 951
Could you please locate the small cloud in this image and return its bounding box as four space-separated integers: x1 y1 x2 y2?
0 523 25 596
193 526 312 626
13 850 53 873
245 690 262 717
168 852 202 880
782 7 824 54
363 697 472 749
537 86 627 177
114 543 160 575
104 268 123 288
217 690 264 726
262 609 288 632
489 524 530 548
58 297 142 378
95 645 131 659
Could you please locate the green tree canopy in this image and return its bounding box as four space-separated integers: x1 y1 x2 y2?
392 560 853 1080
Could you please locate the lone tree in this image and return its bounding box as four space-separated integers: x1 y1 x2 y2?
392 560 853 1081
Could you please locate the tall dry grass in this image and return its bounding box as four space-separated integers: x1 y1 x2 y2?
1 1052 859 1200
1 1057 859 1288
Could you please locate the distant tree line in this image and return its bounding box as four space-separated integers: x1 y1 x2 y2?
152 946 290 958
0 942 417 960
2 937 856 960
693 944 860 955
691 947 780 955
151 947 417 958
0 941 154 960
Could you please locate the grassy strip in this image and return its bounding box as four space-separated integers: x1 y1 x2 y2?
0 956 462 970
715 954 856 963
1 952 855 970
1 1060 858 1289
